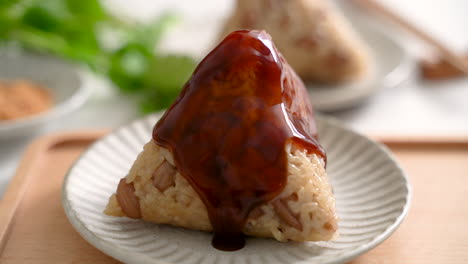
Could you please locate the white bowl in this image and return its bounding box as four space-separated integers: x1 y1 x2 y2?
62 113 411 264
0 52 88 140
307 22 413 112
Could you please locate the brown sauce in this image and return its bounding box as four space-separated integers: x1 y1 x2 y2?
153 30 325 251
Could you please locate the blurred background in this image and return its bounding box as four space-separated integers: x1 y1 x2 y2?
0 0 467 195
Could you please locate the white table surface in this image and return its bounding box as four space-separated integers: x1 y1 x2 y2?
1 0 467 196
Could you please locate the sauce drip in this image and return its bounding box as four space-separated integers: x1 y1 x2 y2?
153 30 325 251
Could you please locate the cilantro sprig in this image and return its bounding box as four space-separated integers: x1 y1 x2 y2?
0 0 196 112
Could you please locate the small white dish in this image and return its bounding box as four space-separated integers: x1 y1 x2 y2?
308 22 413 112
155 0 413 112
63 113 411 264
0 51 88 140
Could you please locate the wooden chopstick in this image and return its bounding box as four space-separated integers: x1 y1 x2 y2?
421 55 468 80
352 0 468 75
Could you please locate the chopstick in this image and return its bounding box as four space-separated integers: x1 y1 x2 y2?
351 0 468 75
421 55 468 80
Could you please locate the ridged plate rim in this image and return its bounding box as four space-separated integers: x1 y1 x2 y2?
62 113 411 264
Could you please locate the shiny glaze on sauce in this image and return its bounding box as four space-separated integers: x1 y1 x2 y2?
153 30 325 251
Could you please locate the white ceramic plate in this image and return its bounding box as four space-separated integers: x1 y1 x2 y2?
307 21 413 112
63 113 411 264
151 0 413 112
304 0 413 111
0 51 89 140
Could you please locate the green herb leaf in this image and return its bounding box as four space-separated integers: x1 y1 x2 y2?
140 55 196 112
145 55 195 93
65 0 106 22
0 0 197 112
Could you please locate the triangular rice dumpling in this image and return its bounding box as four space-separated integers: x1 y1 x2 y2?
221 0 370 83
105 30 337 250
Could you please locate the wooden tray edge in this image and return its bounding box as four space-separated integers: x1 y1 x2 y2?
1 130 466 252
0 130 108 251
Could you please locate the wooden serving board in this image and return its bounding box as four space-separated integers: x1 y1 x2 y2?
0 132 467 263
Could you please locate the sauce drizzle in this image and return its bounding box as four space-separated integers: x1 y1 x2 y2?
153 30 325 251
